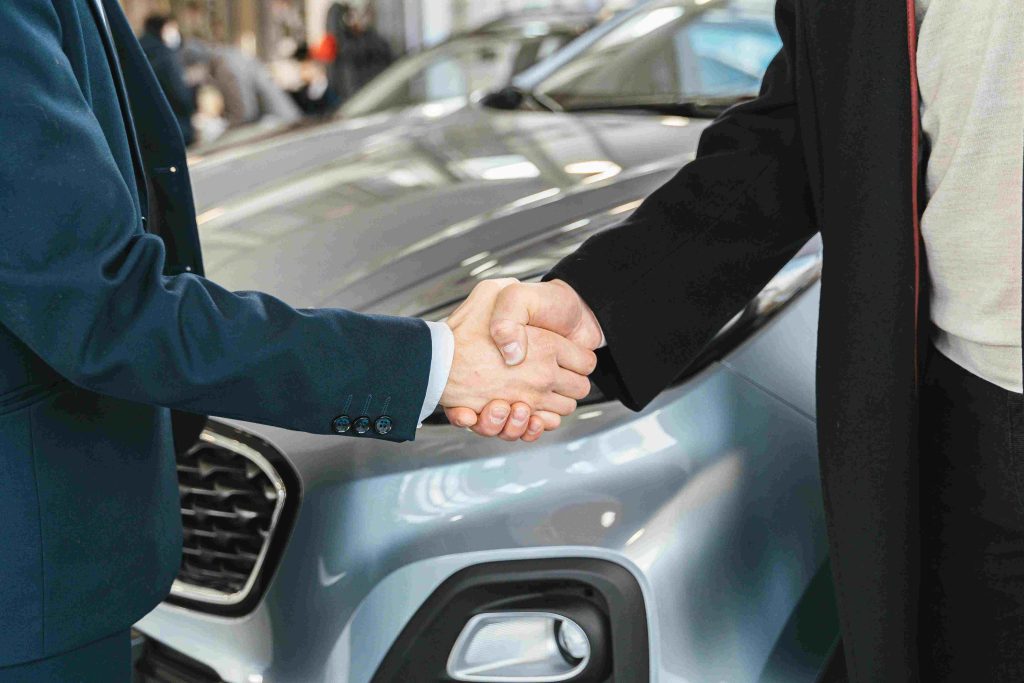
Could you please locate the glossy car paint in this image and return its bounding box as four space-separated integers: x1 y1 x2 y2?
136 36 832 683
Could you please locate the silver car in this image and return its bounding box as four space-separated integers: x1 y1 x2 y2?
338 12 594 121
134 1 837 681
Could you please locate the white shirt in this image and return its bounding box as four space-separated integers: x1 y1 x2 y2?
916 0 1024 393
420 321 455 424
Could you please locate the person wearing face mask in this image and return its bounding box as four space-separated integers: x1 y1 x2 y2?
138 14 195 146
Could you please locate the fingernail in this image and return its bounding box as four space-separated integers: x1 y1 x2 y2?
454 416 469 427
490 407 510 424
527 423 542 434
502 342 524 365
512 407 529 423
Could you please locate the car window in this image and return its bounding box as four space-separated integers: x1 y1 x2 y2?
532 0 780 110
341 36 522 118
413 40 520 101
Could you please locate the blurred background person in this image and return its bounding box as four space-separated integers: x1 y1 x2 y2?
351 5 395 89
279 42 342 117
269 0 307 60
325 2 395 103
325 2 358 101
179 0 213 43
182 39 302 131
139 14 196 147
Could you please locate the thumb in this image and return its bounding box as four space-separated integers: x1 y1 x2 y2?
490 316 529 365
444 406 478 428
490 281 587 365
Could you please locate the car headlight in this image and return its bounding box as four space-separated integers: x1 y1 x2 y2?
418 200 822 418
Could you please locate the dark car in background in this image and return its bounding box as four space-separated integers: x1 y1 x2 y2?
135 1 838 681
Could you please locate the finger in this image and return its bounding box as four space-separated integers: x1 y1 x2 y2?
535 411 561 431
521 415 546 442
489 284 533 365
553 368 592 400
490 317 530 367
445 407 479 428
549 333 598 376
489 283 571 365
468 400 512 437
491 281 600 365
499 403 532 441
537 393 577 416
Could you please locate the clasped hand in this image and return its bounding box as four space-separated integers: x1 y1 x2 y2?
438 278 603 441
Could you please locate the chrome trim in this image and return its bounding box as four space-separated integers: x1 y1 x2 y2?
170 428 288 606
447 611 592 683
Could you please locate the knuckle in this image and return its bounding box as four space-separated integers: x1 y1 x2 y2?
490 319 518 340
506 282 532 306
473 281 498 297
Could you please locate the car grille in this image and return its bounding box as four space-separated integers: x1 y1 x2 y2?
134 632 223 683
171 428 287 606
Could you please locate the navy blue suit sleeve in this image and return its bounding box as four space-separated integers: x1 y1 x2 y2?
547 0 817 411
0 0 431 441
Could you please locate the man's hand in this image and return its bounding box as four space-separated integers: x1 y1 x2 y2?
490 280 604 365
439 279 597 440
443 280 603 439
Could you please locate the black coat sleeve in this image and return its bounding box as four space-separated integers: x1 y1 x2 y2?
546 0 817 411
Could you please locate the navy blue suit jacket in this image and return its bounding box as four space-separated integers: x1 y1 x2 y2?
0 0 431 666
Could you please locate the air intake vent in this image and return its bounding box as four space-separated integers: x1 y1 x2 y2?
171 427 289 608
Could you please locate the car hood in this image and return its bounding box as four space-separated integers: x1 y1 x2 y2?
189 104 708 314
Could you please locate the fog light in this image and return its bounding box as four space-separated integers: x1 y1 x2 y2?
556 620 590 662
447 612 592 682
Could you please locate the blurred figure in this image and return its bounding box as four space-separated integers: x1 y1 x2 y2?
182 40 302 129
282 43 341 117
352 6 395 88
325 2 357 100
270 0 307 60
139 14 196 146
180 0 213 42
325 2 394 102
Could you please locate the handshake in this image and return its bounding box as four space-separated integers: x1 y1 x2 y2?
438 278 604 442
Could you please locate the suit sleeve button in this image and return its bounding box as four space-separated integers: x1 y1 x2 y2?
332 415 352 434
374 416 394 435
354 416 372 435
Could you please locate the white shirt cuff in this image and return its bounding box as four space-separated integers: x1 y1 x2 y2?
419 320 455 425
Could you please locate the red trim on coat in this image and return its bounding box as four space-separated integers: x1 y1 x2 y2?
907 0 922 384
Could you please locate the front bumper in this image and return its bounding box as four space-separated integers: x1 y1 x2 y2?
137 285 829 683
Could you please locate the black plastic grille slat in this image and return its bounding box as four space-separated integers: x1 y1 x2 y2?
175 442 280 596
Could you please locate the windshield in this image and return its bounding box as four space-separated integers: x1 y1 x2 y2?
531 0 780 111
341 32 570 119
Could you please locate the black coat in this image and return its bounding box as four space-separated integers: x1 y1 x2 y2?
549 0 930 680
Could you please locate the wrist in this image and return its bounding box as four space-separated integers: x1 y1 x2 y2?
420 320 455 424
549 279 605 350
